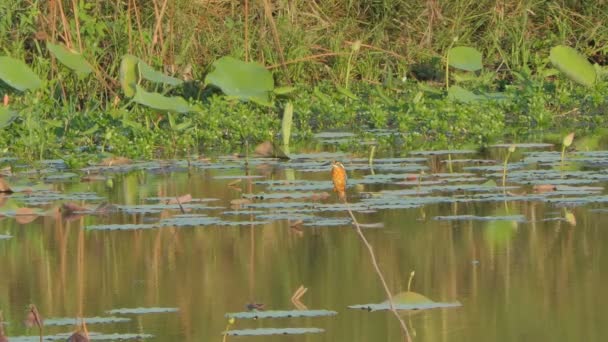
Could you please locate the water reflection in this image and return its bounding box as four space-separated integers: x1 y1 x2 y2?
0 150 606 341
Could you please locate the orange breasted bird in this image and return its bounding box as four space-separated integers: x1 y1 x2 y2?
331 161 347 201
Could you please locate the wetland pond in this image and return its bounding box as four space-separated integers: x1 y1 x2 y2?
0 138 607 341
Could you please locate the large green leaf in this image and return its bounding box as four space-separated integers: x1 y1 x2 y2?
448 46 483 72
447 85 484 103
205 56 274 105
549 45 596 87
133 85 191 113
119 54 139 97
47 43 93 76
138 60 183 86
0 56 42 91
0 106 17 128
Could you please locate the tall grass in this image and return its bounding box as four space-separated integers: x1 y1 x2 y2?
1 0 606 86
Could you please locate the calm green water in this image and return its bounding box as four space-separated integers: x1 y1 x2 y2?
0 146 607 341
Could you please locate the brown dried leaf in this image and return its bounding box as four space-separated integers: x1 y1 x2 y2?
254 141 274 157
230 198 252 206
99 156 132 166
62 202 90 214
0 178 12 193
15 208 38 224
533 184 557 193
166 194 192 205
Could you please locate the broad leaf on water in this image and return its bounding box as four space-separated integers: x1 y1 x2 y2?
226 309 337 319
133 85 191 113
205 56 274 105
549 45 596 87
47 43 93 76
224 328 324 336
349 291 462 311
138 60 183 86
0 106 17 128
106 307 178 314
44 316 131 326
0 56 42 91
448 46 483 72
119 54 139 97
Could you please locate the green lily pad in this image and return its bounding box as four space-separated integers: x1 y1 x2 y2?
448 46 483 71
138 60 183 86
44 316 131 326
106 307 178 314
133 85 191 113
47 43 93 76
205 56 274 105
0 56 42 91
224 328 324 336
349 291 462 311
226 309 337 319
550 45 596 87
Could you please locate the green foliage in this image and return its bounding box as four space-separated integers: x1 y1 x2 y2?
46 43 93 76
447 46 483 72
133 85 192 113
0 56 42 91
205 57 274 106
119 54 139 97
549 45 596 87
138 60 183 86
0 106 17 128
281 102 293 154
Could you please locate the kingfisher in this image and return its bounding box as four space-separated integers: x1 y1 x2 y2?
331 161 347 201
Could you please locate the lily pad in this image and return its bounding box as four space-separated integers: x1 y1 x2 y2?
224 328 324 336
226 309 337 319
349 290 461 311
448 46 483 71
0 234 12 240
205 56 274 106
133 85 191 113
550 45 596 87
44 316 131 326
0 56 42 91
47 43 93 76
105 307 178 315
434 215 526 222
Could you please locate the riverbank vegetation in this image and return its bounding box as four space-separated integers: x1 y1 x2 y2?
0 0 607 163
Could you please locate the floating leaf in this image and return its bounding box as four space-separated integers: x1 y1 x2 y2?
138 60 183 86
0 106 17 128
224 328 324 336
0 234 12 240
205 56 274 105
119 54 139 97
282 102 293 154
0 56 42 91
106 307 178 315
47 43 93 76
349 290 462 311
133 85 191 113
550 45 596 87
226 310 337 319
448 46 483 71
44 316 131 326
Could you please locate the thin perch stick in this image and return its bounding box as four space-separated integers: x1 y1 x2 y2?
343 200 412 342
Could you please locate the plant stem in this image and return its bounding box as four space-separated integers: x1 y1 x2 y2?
502 150 511 191
343 200 412 342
